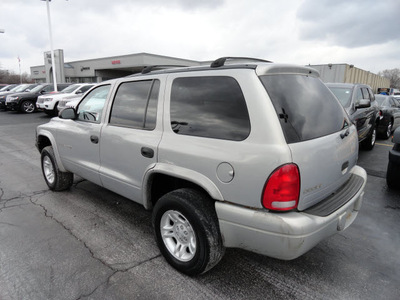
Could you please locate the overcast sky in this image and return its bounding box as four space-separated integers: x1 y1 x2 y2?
1 0 399 75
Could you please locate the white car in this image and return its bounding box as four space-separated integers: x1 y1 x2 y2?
36 83 94 116
57 96 83 113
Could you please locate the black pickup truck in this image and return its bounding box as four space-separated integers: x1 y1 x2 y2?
326 83 381 150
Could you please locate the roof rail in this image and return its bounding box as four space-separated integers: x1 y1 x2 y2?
141 65 187 74
210 57 272 68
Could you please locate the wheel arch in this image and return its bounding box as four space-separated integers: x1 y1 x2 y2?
142 164 224 210
36 130 68 172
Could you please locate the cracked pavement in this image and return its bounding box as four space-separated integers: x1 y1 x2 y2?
1 112 400 300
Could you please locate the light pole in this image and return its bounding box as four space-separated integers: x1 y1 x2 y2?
41 0 57 92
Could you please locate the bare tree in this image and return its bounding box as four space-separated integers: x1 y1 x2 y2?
378 68 400 89
0 67 32 84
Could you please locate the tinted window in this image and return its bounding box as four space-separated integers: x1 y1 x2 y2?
170 76 250 141
356 88 363 101
110 80 159 130
77 85 111 123
79 85 94 93
260 75 349 143
361 88 370 100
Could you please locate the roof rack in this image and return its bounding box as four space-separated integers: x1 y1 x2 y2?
141 65 187 74
210 57 272 68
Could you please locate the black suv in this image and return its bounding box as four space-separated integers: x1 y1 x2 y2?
6 83 70 113
326 83 380 150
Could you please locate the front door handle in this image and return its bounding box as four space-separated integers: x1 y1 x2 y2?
141 147 154 158
90 135 99 144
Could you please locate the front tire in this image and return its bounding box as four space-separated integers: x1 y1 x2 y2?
361 125 376 150
20 100 35 113
152 188 225 275
41 146 73 191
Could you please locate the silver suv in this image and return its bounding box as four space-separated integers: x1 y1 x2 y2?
36 57 367 275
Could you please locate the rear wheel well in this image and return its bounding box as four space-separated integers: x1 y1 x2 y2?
148 173 213 209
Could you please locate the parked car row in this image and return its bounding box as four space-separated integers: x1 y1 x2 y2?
0 83 95 114
36 83 95 116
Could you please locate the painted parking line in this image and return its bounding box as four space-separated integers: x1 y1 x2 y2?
375 142 393 147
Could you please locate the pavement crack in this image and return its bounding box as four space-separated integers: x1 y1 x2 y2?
385 205 400 210
28 196 115 273
76 254 162 300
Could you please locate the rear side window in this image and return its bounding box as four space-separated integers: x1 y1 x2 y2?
170 76 250 141
260 75 349 143
110 80 159 130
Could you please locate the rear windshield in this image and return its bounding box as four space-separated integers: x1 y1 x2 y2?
260 74 349 143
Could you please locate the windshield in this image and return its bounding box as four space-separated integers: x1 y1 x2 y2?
328 87 352 107
0 85 12 91
13 84 30 92
375 95 388 106
60 84 80 93
30 85 46 93
260 75 350 143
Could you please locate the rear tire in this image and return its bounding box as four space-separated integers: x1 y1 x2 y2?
41 146 73 191
382 121 393 140
152 188 225 275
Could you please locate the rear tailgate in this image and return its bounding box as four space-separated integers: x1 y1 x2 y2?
289 125 359 210
258 66 359 211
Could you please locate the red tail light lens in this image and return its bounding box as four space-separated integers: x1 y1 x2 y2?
262 164 300 211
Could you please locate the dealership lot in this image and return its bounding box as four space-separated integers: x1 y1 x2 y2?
0 111 399 299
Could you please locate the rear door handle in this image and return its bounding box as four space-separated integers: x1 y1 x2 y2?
90 135 99 144
141 147 154 158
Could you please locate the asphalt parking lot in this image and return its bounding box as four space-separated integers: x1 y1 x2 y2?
0 111 399 300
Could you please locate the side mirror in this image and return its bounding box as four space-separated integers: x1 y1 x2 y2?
355 99 370 109
59 107 77 120
75 90 83 94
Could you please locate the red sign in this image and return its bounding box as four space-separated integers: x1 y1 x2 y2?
112 60 121 65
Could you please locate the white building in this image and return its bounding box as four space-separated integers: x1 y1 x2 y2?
31 51 204 83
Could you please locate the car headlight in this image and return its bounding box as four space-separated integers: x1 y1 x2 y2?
8 96 19 102
44 98 53 102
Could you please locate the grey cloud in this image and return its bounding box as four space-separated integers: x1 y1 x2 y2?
297 0 400 48
64 0 224 12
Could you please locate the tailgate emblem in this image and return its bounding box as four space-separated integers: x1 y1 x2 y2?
303 184 322 194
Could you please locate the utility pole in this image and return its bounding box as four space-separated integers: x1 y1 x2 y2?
41 0 58 92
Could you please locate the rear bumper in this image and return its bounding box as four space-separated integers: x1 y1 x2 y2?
215 165 367 260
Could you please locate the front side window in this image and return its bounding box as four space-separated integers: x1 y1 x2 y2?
260 74 349 143
77 85 111 123
356 88 364 102
109 80 159 130
361 88 371 100
170 76 250 141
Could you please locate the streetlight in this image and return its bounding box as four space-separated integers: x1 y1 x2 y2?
41 0 57 92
